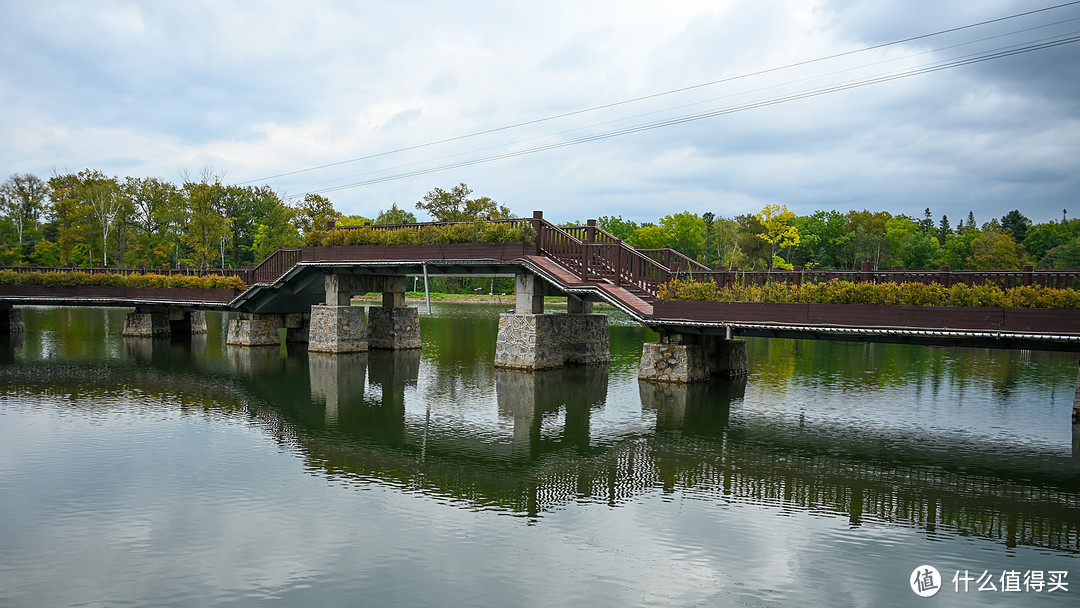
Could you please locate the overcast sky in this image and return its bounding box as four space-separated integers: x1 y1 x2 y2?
2 0 1078 225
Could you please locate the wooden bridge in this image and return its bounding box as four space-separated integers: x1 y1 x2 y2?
2 212 1079 348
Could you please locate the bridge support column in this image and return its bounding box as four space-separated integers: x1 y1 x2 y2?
165 308 207 335
639 333 747 383
495 274 609 370
1073 366 1080 423
283 312 309 344
226 313 283 346
308 274 371 353
368 277 421 349
0 305 24 334
123 307 171 337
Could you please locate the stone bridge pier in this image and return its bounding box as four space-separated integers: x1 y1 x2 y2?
123 307 207 338
0 305 24 334
307 274 420 353
494 273 610 370
639 332 748 383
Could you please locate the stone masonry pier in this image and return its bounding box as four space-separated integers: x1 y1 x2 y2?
495 273 610 371
639 333 748 384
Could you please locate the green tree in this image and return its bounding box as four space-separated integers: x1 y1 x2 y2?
296 193 343 235
121 176 184 267
711 216 744 267
77 170 122 266
1022 221 1072 261
0 173 48 246
942 229 980 269
631 224 671 249
756 204 800 270
30 239 60 267
937 214 951 247
659 211 706 260
842 210 892 269
253 200 300 261
968 229 1026 269
596 215 639 241
415 183 509 222
376 203 417 225
182 179 230 268
1039 236 1080 269
1000 210 1031 243
901 231 943 269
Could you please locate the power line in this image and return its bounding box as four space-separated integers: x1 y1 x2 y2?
245 1 1080 187
286 32 1080 198
286 18 1080 195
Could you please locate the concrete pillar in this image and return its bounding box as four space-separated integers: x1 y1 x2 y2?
226 313 283 346
0 305 25 334
283 312 309 343
639 334 747 383
567 297 593 314
368 276 421 349
515 273 546 314
164 308 207 336
123 307 171 337
326 273 370 307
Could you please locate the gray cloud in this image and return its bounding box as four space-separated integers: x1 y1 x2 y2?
1 0 1078 225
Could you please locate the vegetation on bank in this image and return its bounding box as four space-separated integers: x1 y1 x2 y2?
0 269 247 290
657 278 1080 309
303 220 536 247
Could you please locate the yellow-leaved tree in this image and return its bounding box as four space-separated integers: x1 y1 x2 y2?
756 203 800 271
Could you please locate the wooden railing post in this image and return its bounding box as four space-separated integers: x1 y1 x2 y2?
860 261 874 283
532 211 544 256
939 266 951 288
1022 264 1034 287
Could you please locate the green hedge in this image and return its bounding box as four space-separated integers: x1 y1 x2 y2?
304 221 536 247
0 270 247 290
658 278 1080 309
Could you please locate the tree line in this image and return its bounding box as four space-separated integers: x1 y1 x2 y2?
5 169 1077 273
0 169 414 269
592 206 1080 271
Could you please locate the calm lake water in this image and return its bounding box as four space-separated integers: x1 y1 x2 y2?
0 304 1077 607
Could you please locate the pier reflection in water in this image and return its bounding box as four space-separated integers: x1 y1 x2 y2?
0 304 1077 607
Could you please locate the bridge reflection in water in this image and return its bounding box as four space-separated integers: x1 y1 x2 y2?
8 331 1070 557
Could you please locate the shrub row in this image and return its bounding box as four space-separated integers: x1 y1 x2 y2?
304 221 537 247
657 278 1080 309
0 270 247 290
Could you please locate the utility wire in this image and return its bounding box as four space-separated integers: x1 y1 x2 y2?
244 0 1080 186
286 18 1080 194
287 32 1080 198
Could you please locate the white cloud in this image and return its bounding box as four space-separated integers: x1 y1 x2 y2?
1 0 1078 224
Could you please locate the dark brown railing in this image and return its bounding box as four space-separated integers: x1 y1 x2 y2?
246 248 302 284
0 262 249 279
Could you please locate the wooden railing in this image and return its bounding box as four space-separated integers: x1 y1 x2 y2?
247 248 302 284
0 262 249 279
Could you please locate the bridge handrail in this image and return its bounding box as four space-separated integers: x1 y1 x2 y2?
0 262 249 278
247 248 302 285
